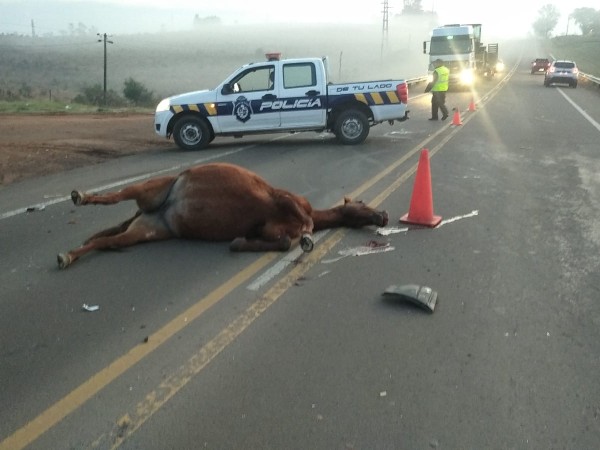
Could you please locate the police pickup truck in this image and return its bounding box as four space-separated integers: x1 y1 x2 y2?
154 54 409 150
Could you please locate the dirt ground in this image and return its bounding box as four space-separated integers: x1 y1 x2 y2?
0 113 169 186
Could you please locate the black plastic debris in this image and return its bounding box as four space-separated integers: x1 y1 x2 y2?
383 284 438 313
26 205 45 212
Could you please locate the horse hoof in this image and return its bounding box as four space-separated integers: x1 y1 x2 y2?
71 190 85 205
300 234 314 252
57 253 71 269
380 210 389 227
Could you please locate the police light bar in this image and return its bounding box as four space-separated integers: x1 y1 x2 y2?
265 52 281 61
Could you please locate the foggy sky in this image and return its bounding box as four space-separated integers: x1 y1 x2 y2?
0 0 595 37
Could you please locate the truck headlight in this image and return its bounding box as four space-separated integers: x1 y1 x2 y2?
156 98 171 112
460 69 474 85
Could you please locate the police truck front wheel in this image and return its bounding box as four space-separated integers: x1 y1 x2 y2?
172 116 212 150
334 110 370 145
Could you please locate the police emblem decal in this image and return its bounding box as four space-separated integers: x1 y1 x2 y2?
233 96 252 123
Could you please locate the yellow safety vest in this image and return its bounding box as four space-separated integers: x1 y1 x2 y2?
431 66 449 92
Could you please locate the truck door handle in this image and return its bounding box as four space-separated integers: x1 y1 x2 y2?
262 94 277 100
305 90 320 97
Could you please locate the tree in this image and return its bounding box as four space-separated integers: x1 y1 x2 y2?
402 0 424 15
123 78 155 106
533 4 560 38
193 15 221 28
570 8 600 35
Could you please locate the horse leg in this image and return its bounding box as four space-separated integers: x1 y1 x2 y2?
228 214 315 253
83 211 142 244
274 192 314 252
229 235 292 252
57 214 172 269
71 175 178 212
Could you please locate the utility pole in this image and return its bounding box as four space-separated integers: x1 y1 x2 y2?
31 19 36 38
97 33 114 106
381 0 390 58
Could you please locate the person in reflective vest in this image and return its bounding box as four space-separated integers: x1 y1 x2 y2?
425 59 449 121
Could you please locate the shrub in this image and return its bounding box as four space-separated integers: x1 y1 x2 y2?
123 77 155 106
73 83 126 106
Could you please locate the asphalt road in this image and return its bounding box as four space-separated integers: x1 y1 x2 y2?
2 47 600 449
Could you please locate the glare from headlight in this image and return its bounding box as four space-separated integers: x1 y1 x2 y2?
156 98 171 112
496 62 505 72
460 69 474 85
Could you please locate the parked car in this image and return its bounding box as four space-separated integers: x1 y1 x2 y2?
544 60 578 88
531 58 550 74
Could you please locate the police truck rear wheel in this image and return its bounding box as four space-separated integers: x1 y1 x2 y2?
334 110 369 145
173 116 211 150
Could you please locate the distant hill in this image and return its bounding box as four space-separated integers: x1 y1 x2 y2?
0 1 208 36
0 18 433 102
1 13 595 105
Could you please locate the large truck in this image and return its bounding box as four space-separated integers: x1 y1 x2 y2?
154 54 409 150
422 24 498 88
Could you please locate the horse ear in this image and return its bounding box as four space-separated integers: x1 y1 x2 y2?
343 196 351 204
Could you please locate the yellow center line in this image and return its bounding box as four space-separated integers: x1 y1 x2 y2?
106 230 348 448
2 79 510 449
0 255 277 450
97 124 464 447
0 127 452 450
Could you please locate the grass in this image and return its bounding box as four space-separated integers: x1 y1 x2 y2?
548 35 600 75
0 100 97 114
0 20 431 114
0 25 597 114
0 100 154 114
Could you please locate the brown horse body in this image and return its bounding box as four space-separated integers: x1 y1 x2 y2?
58 162 388 268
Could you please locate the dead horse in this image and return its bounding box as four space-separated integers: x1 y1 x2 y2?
57 162 389 269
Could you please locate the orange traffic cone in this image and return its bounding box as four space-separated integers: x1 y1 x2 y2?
452 108 463 125
468 97 476 111
399 149 442 227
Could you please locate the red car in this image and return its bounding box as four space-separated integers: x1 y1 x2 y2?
531 58 550 74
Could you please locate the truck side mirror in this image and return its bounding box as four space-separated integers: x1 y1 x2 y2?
423 41 427 54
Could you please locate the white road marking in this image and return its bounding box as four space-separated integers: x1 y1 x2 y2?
437 210 479 227
376 210 479 235
246 230 330 291
377 226 409 236
321 243 395 264
557 88 600 132
0 140 291 221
